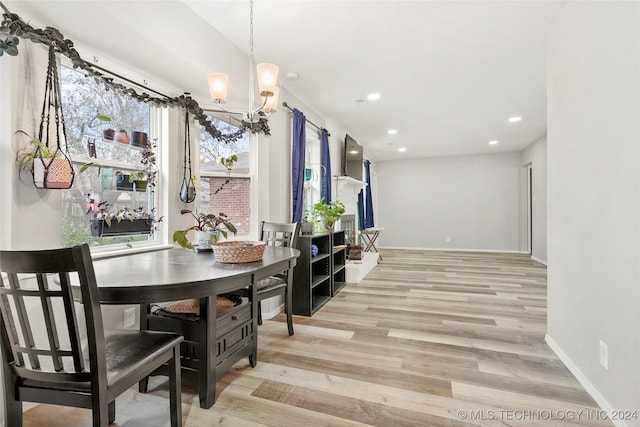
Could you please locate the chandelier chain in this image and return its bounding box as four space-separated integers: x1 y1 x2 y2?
249 0 254 62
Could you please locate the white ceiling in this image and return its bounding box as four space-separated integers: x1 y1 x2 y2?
6 0 562 161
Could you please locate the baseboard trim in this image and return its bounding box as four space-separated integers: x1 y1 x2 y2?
260 301 283 321
545 334 629 427
379 246 528 254
531 255 547 265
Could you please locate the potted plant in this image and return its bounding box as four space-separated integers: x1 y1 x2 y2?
15 130 75 188
172 210 237 251
306 198 346 232
85 193 161 237
127 140 157 192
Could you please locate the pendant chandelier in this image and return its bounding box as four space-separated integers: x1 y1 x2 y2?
207 0 279 123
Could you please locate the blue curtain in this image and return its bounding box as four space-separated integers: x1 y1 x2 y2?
363 160 375 228
320 128 332 203
357 190 365 231
291 109 306 222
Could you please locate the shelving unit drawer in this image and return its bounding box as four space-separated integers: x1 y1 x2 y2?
216 320 252 364
216 301 251 337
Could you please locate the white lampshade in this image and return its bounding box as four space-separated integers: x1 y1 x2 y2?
256 63 279 97
263 86 279 112
207 72 229 103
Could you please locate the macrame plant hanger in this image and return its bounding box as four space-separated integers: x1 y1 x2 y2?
32 44 75 189
179 109 196 203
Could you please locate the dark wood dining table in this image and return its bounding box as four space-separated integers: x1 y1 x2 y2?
80 245 300 408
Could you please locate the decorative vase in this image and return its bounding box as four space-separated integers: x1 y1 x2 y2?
179 184 196 203
114 129 130 145
196 230 220 250
103 128 115 141
130 131 148 148
301 221 313 235
323 220 335 232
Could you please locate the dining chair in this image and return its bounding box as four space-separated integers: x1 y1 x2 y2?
0 244 183 427
254 221 300 336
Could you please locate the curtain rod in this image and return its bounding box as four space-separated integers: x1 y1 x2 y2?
281 101 330 137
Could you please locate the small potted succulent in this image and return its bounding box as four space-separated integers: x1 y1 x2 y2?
172 209 237 251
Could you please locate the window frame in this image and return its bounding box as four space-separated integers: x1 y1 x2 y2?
58 59 166 255
197 113 255 240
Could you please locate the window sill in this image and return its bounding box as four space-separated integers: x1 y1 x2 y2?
91 243 173 260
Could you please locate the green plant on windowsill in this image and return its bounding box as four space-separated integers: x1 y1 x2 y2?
85 193 161 227
127 139 158 189
172 210 237 251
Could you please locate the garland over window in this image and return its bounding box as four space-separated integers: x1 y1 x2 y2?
0 7 270 140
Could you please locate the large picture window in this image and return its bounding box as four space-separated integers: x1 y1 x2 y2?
199 115 251 236
60 66 157 249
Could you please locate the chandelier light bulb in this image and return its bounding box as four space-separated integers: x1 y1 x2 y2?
207 72 229 103
257 63 279 97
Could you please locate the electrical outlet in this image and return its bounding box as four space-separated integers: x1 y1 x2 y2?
124 307 136 328
599 340 609 370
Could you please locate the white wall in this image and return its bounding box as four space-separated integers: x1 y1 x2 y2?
376 152 522 251
547 2 640 425
520 136 548 263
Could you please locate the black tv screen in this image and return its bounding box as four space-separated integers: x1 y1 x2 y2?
343 134 363 181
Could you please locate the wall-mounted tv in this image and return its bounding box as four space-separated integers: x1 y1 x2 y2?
343 134 363 181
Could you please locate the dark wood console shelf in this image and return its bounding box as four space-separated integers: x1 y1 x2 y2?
293 230 348 316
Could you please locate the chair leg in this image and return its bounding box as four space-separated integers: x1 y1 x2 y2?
138 377 149 393
3 394 22 427
286 270 294 336
108 401 116 425
92 400 110 427
285 288 294 336
169 345 183 427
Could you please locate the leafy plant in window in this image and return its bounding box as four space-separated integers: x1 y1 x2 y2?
173 154 238 250
127 139 158 189
172 210 237 251
85 193 162 229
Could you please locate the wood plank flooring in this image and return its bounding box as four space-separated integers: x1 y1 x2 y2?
22 250 611 426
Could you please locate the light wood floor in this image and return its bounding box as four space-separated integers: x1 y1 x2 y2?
22 250 611 426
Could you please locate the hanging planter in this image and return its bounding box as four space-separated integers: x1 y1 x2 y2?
179 108 197 203
25 45 75 189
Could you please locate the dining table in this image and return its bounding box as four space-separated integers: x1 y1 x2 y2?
79 245 300 408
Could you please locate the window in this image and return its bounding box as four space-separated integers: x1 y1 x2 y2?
199 115 251 236
60 66 158 249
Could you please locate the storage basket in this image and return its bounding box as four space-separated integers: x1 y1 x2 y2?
212 241 265 263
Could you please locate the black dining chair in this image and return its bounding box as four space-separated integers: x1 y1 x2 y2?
0 244 183 427
254 221 300 336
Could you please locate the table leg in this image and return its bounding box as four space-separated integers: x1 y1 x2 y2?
198 296 216 408
249 278 258 367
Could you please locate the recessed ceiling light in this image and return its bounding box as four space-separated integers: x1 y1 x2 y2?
398 147 407 152
349 150 359 154
488 140 499 145
508 116 522 123
387 129 398 135
367 93 381 101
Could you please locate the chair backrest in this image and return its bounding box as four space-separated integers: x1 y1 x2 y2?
341 214 356 245
0 244 106 385
259 221 300 249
